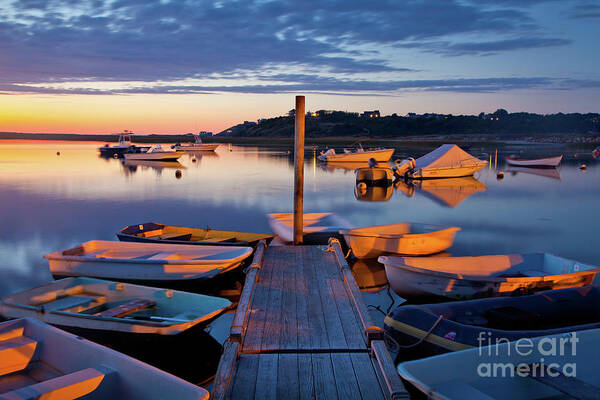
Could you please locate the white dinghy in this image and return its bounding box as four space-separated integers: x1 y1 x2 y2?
398 328 600 400
0 318 208 400
124 145 183 161
173 135 219 151
395 144 488 179
267 212 353 243
505 154 562 167
379 253 600 300
341 223 460 259
44 241 253 283
317 146 394 163
0 277 231 335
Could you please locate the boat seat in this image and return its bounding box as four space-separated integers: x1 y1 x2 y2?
0 366 115 400
520 270 552 277
36 295 100 311
94 299 156 318
0 336 38 376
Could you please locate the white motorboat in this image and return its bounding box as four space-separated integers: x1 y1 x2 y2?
0 277 231 335
341 223 460 259
398 328 600 400
379 253 600 300
0 318 208 399
267 212 353 243
98 131 150 157
318 146 394 163
124 145 183 161
44 241 253 283
505 155 563 167
394 144 488 179
173 135 219 152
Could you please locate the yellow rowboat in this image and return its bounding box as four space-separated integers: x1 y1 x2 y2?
341 223 460 259
318 147 394 163
118 222 272 247
0 318 208 399
0 277 231 335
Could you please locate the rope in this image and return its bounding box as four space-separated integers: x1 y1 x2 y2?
387 314 444 350
345 248 352 258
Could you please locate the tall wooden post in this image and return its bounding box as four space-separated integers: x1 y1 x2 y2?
293 96 305 245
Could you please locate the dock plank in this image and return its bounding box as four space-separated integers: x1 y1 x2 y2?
277 354 299 400
254 354 278 400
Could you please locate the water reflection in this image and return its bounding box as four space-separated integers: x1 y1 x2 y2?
505 166 561 180
354 184 393 202
121 159 186 175
395 177 488 208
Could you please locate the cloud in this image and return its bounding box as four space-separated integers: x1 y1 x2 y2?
569 3 600 19
397 37 571 56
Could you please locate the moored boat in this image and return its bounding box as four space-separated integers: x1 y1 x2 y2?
0 277 231 335
118 222 272 247
267 212 353 244
173 135 219 152
397 327 600 400
505 154 562 167
124 145 183 161
379 253 600 300
384 285 600 358
394 144 488 179
355 167 393 185
318 146 394 163
98 131 150 157
44 240 253 284
341 223 460 259
0 318 208 399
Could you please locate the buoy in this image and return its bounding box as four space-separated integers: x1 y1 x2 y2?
175 170 182 179
56 151 60 156
497 171 504 180
191 157 197 163
356 182 367 193
113 153 118 159
580 164 587 170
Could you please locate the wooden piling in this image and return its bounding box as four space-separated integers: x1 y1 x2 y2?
293 96 305 245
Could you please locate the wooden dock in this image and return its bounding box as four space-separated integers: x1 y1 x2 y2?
211 239 408 400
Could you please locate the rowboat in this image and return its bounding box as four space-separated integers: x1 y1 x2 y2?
173 135 219 152
317 147 394 163
351 260 388 292
118 222 272 247
505 154 562 167
355 167 393 185
0 277 231 335
505 165 561 180
354 184 393 202
267 212 353 244
394 144 487 179
384 285 600 358
341 223 460 259
98 131 150 157
398 327 599 400
379 253 600 300
124 145 183 161
44 241 253 284
0 318 208 399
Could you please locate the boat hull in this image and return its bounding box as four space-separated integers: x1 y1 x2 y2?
381 257 600 300
343 227 459 259
355 167 393 185
505 155 562 167
318 148 394 162
124 151 184 161
174 144 219 151
411 163 487 179
267 212 353 244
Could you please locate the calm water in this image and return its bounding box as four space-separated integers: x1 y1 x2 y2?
0 139 598 380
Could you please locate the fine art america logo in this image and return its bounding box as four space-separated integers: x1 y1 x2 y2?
476 331 578 378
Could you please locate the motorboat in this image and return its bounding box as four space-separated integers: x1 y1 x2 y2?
98 131 150 157
124 145 183 161
173 135 219 152
0 318 208 399
505 155 562 167
44 240 253 284
0 277 231 335
379 252 600 300
318 145 394 163
118 222 272 247
394 144 487 179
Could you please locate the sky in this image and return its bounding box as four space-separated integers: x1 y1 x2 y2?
0 0 599 134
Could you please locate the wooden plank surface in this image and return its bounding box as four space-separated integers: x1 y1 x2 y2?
213 244 407 400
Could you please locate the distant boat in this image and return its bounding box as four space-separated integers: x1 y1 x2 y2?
355 167 393 186
0 277 231 335
397 327 600 400
124 145 183 161
505 155 562 167
0 318 208 400
118 222 272 247
98 131 150 157
267 212 353 244
44 240 253 284
341 223 460 259
394 144 488 179
379 253 600 300
505 165 561 180
173 135 219 152
384 285 600 358
318 145 394 163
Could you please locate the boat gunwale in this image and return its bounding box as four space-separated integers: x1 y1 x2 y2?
340 225 460 240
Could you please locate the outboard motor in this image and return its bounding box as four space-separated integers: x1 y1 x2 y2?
392 157 415 178
368 158 378 168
